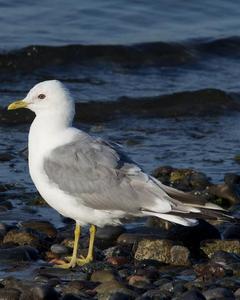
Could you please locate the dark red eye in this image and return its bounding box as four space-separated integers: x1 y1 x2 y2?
38 94 46 99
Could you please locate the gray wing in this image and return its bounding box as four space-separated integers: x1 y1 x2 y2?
43 135 173 213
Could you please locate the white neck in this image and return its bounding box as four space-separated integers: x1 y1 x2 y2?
28 109 74 158
36 110 72 130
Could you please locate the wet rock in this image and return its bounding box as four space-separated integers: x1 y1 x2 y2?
39 272 59 284
223 224 240 239
117 227 165 245
216 276 240 290
96 225 125 241
194 262 231 281
152 166 210 191
156 280 187 298
210 250 240 269
50 244 69 255
45 250 57 261
31 285 60 300
35 277 61 287
62 280 97 296
224 172 240 185
184 280 208 293
91 270 116 283
158 281 176 293
95 280 137 299
20 220 57 238
0 222 7 237
0 245 39 262
139 289 171 300
201 239 240 257
148 219 220 257
176 268 196 281
170 169 210 191
152 167 240 206
107 291 136 300
37 266 88 282
134 238 190 266
208 183 240 206
172 282 187 296
202 287 234 300
132 265 158 283
2 277 34 299
151 166 174 185
170 245 191 266
107 256 129 266
3 229 40 247
235 288 240 297
182 281 204 292
61 237 75 249
134 239 176 263
128 274 151 289
175 289 206 300
0 288 21 300
117 233 145 245
153 277 172 287
99 288 138 300
103 245 132 259
135 260 164 273
223 173 240 205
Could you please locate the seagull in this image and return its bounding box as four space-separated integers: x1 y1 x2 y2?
8 80 231 269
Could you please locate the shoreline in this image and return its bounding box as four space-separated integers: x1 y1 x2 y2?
0 165 239 298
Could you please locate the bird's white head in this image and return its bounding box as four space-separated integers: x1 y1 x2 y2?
8 80 75 126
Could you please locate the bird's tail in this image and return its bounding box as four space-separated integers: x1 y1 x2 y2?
142 176 236 226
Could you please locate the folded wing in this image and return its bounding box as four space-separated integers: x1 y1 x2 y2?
43 134 233 225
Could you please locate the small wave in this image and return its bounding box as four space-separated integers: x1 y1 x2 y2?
0 43 192 72
1 89 239 126
0 36 240 73
194 36 240 56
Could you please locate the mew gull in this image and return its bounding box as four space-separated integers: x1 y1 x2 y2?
8 80 232 268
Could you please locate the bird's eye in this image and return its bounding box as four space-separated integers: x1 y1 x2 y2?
38 94 46 99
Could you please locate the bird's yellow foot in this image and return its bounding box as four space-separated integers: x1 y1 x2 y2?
52 258 77 269
51 223 95 269
75 256 93 266
64 255 93 266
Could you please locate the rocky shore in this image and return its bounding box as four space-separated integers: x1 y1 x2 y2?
0 165 240 299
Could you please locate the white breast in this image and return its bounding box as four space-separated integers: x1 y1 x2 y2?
28 117 124 226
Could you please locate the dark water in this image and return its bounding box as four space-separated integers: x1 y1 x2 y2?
1 0 240 48
0 1 240 219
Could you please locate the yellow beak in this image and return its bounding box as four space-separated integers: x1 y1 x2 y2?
8 100 28 110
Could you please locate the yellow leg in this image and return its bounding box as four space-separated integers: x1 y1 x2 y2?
75 224 96 266
54 222 81 269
